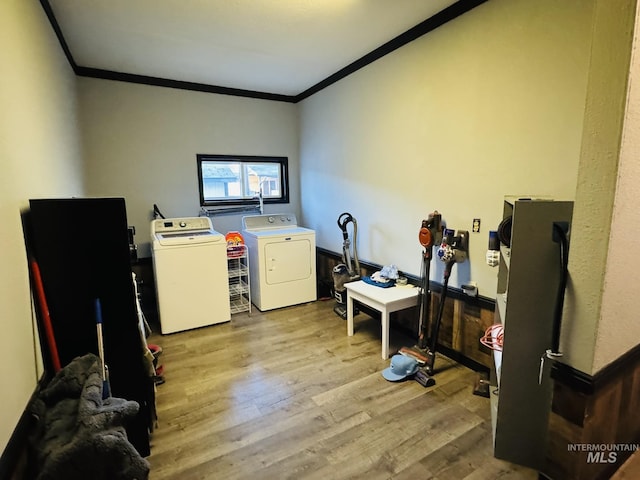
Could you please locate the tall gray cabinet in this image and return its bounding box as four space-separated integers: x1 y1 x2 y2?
491 197 573 470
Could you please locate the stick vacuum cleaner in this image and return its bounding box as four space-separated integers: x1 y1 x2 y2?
427 228 468 373
399 212 442 369
406 226 468 387
333 212 360 319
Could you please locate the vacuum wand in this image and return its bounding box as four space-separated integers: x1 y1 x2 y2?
425 258 455 374
417 212 441 350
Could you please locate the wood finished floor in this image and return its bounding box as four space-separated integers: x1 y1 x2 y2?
146 299 537 480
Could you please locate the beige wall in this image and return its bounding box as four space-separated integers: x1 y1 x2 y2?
78 79 300 257
299 0 593 299
0 0 84 451
562 0 637 374
592 0 640 372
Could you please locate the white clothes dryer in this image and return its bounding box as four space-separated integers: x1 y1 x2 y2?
242 214 316 311
151 216 230 334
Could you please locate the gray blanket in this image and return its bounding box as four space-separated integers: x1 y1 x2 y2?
29 353 150 479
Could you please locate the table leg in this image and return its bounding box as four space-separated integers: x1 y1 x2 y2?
381 306 389 359
347 292 354 336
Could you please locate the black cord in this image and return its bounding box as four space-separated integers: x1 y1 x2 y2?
551 223 569 354
153 204 166 219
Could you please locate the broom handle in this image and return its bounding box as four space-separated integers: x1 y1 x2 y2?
95 299 107 382
30 260 62 372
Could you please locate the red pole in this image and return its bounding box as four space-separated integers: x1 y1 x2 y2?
30 260 61 372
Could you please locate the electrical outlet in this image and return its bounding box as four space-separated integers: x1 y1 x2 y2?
472 218 481 233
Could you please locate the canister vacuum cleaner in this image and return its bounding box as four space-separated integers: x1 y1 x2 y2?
332 212 360 319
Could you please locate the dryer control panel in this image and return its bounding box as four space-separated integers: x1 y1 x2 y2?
242 213 298 231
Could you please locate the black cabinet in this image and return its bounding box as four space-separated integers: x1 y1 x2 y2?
27 197 153 456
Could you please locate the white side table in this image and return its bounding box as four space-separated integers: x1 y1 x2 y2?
345 280 419 359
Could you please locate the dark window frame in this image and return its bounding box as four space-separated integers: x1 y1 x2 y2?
196 154 289 207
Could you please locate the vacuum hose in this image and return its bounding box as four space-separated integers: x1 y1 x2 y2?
337 212 359 277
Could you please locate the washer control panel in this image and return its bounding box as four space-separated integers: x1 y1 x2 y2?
152 217 212 234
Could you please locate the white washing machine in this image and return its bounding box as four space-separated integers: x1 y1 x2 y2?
242 214 316 311
151 217 230 334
